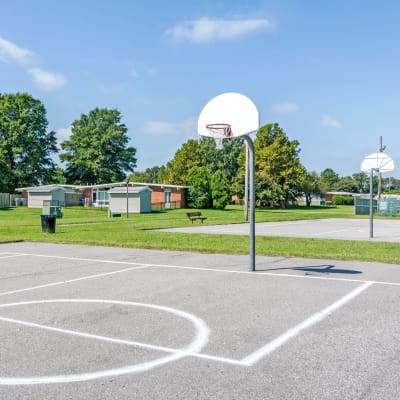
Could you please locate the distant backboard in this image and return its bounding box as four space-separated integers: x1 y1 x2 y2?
361 152 394 173
198 92 259 138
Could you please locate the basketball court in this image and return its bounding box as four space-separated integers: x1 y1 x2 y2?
160 217 400 242
0 241 399 399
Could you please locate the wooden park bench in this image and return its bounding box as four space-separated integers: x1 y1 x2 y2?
187 212 207 224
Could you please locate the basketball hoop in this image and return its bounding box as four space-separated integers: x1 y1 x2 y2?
206 123 232 150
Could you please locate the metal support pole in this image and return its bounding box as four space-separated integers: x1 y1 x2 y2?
369 170 373 238
126 179 129 219
243 135 255 271
244 142 249 222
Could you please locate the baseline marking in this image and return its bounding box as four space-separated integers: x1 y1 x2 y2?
4 252 400 288
241 281 374 366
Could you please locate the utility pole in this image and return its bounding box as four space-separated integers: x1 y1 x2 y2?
378 136 386 198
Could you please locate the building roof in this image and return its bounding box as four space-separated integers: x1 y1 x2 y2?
109 186 152 194
18 185 66 193
17 182 188 192
89 182 188 190
326 191 356 196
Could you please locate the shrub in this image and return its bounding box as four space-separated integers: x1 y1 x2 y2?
333 195 354 205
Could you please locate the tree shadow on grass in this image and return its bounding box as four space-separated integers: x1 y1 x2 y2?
261 265 362 275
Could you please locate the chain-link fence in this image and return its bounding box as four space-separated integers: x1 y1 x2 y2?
354 197 377 215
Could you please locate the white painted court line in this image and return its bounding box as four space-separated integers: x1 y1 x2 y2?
241 281 374 366
4 252 153 266
0 253 26 259
0 299 208 355
155 264 400 287
4 252 400 288
309 229 355 237
0 314 245 367
0 299 210 385
260 229 351 237
0 265 148 297
0 283 376 371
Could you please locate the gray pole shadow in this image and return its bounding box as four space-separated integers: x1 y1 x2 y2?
260 265 362 275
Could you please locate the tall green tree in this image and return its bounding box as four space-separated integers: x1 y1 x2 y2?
301 171 321 206
187 166 211 208
319 168 340 193
158 165 168 184
43 166 67 185
163 139 203 185
333 177 359 192
130 166 160 183
60 108 136 184
210 170 230 209
352 172 368 193
253 123 306 206
0 93 57 192
199 137 243 183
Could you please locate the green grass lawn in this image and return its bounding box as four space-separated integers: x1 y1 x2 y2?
1 205 399 264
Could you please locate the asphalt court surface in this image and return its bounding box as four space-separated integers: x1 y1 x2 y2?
0 242 400 399
161 218 400 242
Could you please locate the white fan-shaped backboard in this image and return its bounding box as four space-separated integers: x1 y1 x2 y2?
198 92 259 138
361 152 394 172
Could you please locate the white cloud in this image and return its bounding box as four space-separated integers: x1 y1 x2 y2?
129 66 158 78
56 127 72 145
144 117 196 137
322 114 342 129
28 68 66 91
145 66 158 77
0 36 33 63
165 17 274 43
271 102 299 113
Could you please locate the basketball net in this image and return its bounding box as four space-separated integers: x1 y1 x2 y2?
205 123 232 150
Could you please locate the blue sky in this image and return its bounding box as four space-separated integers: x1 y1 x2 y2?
1 0 399 177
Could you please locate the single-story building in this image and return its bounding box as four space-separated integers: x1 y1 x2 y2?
25 186 66 208
81 182 188 209
16 181 188 209
108 186 152 214
16 185 83 208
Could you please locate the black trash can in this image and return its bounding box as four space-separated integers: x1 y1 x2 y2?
41 215 56 233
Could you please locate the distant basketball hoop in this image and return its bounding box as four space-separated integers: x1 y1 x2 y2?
361 152 394 239
206 123 232 149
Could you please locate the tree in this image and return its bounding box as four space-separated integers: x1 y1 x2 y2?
158 165 168 184
253 123 306 206
187 166 211 208
301 171 321 206
163 139 203 185
210 170 230 209
256 171 284 207
352 172 368 193
60 108 136 184
319 168 340 193
0 93 57 192
333 177 359 192
43 166 67 185
199 137 243 183
130 166 160 183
